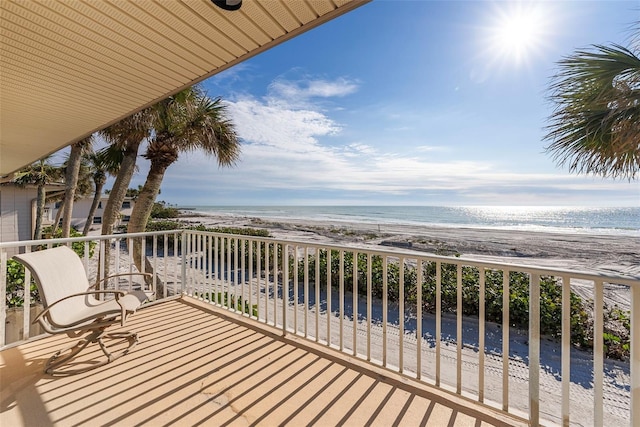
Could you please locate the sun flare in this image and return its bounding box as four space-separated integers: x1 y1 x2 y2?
486 3 550 67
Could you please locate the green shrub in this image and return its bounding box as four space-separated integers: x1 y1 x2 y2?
5 259 38 308
6 227 97 308
150 201 179 219
41 226 97 258
291 252 628 359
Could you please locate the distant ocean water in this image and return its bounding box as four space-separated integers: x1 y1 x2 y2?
183 206 640 237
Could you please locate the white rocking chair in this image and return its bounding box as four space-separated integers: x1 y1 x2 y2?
13 245 152 375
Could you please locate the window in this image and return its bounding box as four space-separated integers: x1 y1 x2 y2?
92 217 102 224
98 201 102 209
122 201 131 209
55 202 61 209
122 215 131 222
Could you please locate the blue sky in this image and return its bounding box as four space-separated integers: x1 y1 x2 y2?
128 0 640 206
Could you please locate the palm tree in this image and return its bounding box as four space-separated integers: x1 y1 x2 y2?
60 137 94 238
99 109 153 236
13 157 64 240
52 152 93 235
127 87 240 293
545 44 640 180
127 87 240 235
82 146 123 235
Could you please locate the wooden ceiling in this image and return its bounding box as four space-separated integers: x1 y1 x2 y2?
0 0 368 175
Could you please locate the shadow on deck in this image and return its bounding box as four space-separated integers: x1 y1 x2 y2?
1 298 526 426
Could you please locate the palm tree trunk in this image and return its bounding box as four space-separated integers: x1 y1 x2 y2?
52 197 64 233
102 141 140 236
83 179 104 235
128 160 169 296
33 184 46 240
61 143 84 238
99 140 141 291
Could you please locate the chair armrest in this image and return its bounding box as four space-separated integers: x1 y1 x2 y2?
33 290 126 325
90 272 153 289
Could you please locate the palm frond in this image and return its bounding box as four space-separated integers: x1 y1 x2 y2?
545 43 640 179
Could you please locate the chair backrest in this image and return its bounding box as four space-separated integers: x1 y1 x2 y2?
13 246 95 327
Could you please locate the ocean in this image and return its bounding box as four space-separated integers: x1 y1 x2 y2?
182 206 640 237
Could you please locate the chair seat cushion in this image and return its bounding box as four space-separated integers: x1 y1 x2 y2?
53 290 150 329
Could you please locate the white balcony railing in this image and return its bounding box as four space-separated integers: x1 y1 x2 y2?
2 229 638 426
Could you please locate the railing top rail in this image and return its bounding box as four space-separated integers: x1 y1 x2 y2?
184 229 640 286
0 229 184 249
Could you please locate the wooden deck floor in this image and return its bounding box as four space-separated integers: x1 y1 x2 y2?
1 298 526 426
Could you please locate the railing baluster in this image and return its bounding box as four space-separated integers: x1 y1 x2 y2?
502 270 510 412
242 238 246 314
339 249 344 351
529 273 540 426
234 237 239 312
353 251 358 357
180 232 186 295
632 282 640 427
249 239 254 317
257 241 262 321
456 263 462 394
399 257 405 373
164 234 169 297
265 242 269 325
436 261 442 387
417 259 423 380
211 236 216 301
0 251 6 347
561 275 570 426
315 248 320 342
594 279 604 427
228 237 233 307
200 234 205 295
327 249 332 346
153 235 158 297
273 243 278 327
173 232 178 296
99 240 106 296
22 254 31 340
383 255 388 367
294 245 298 333
304 247 309 338
367 254 372 361
479 267 485 402
282 244 288 334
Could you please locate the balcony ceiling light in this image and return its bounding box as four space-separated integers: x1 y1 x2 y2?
212 0 242 11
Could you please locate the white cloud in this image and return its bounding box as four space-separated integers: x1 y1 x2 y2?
159 75 639 206
266 77 358 109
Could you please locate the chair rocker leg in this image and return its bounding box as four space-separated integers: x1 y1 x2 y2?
45 329 139 375
97 331 139 362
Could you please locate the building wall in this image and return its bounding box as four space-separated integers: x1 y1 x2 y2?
0 186 36 244
49 197 134 233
